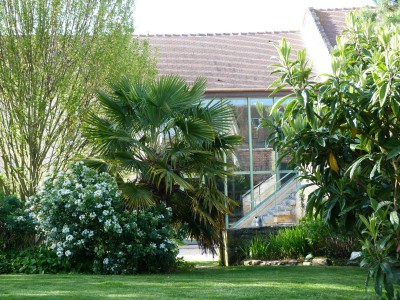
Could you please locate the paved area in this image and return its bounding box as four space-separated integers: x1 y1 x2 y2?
178 244 218 262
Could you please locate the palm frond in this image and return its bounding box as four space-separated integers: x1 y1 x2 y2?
174 116 215 146
119 181 156 209
84 112 153 156
195 99 236 134
79 157 120 174
112 151 149 174
148 164 194 193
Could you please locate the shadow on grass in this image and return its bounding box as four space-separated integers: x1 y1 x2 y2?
0 266 375 300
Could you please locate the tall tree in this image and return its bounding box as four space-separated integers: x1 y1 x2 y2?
0 0 156 200
83 75 242 258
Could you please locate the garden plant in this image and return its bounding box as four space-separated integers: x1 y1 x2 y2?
259 4 400 299
82 75 242 261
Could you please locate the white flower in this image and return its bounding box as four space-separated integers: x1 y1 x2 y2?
75 183 83 189
66 235 74 241
105 201 111 206
79 214 86 220
60 188 71 195
102 210 109 216
63 179 71 187
103 258 109 265
89 212 96 219
65 250 72 257
62 226 70 234
16 216 25 222
50 243 57 250
29 212 35 218
94 190 102 198
56 246 64 257
65 203 71 208
95 203 103 209
159 243 165 249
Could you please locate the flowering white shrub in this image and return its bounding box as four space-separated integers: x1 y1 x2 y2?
28 161 178 274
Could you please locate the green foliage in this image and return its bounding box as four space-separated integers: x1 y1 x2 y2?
0 247 66 274
0 191 35 252
262 10 400 226
0 0 156 200
262 7 400 299
359 201 400 299
269 226 308 259
301 218 359 259
241 220 359 262
28 162 179 274
242 227 307 260
83 75 242 255
245 235 269 260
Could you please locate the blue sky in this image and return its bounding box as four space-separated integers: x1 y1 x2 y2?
134 0 375 35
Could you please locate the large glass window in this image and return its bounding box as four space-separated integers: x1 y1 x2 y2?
209 96 295 228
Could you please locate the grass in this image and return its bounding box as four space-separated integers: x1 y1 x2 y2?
0 264 376 300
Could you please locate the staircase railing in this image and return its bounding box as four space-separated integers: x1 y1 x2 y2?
231 171 298 228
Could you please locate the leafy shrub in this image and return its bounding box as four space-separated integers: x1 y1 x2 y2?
0 247 66 274
242 228 307 261
246 235 269 260
241 219 359 261
0 192 35 252
28 161 179 274
301 218 359 259
269 226 308 259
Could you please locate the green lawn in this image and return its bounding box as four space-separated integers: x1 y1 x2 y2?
0 264 376 300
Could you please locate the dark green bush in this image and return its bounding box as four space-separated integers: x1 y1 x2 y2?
301 218 359 259
0 247 66 274
0 191 36 252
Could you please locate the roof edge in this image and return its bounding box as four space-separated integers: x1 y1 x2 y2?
204 88 293 99
135 30 301 38
305 7 334 51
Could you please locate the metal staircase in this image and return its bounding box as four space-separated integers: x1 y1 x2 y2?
231 172 300 229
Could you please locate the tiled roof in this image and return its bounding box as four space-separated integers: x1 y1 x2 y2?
311 8 354 48
143 31 305 91
140 8 358 92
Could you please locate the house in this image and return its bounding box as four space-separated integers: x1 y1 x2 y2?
138 7 363 228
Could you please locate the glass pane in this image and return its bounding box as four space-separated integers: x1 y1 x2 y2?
228 99 250 172
250 98 275 180
227 174 251 226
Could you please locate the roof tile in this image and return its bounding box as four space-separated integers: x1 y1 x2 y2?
139 8 357 91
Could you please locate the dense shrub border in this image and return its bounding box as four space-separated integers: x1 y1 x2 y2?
0 162 180 274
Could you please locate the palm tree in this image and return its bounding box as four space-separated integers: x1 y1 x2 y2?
83 75 242 257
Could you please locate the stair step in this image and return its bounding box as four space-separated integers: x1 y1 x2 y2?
274 214 296 224
274 210 292 216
